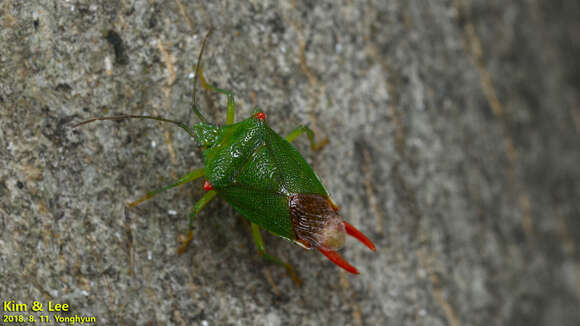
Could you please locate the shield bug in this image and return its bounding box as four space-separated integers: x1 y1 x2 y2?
74 32 375 284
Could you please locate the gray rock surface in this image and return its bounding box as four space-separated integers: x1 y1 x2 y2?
1 1 579 325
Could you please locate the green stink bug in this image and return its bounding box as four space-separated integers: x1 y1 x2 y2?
74 32 375 283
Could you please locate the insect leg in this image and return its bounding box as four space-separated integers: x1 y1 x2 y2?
285 125 329 151
177 190 217 254
128 168 205 207
195 63 236 125
250 223 302 286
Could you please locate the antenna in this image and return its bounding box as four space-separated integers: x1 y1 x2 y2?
190 29 214 124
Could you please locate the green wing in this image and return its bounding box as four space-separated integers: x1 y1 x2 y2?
263 125 328 196
217 185 295 240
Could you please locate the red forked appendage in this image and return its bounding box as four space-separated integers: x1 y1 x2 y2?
317 247 359 274
317 221 375 274
344 221 376 252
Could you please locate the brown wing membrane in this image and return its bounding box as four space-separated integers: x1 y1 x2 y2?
289 194 376 274
289 194 346 250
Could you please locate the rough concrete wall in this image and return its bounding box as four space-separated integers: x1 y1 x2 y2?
1 0 579 325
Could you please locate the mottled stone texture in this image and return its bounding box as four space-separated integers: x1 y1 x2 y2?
1 1 579 325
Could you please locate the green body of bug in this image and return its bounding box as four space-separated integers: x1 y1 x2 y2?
197 114 328 240
74 32 375 283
